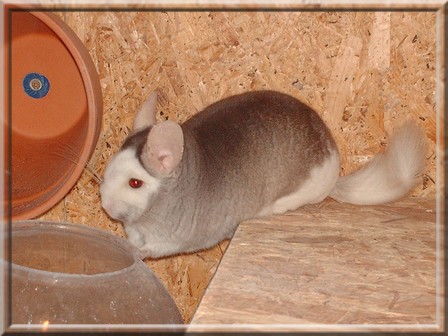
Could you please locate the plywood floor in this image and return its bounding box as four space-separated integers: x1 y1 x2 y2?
190 197 442 333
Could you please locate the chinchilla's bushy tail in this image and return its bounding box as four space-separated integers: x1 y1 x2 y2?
329 121 427 205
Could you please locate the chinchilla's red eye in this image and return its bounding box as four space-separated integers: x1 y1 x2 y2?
129 178 143 188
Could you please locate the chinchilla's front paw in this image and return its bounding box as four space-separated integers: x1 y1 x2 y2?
124 226 145 248
139 241 187 260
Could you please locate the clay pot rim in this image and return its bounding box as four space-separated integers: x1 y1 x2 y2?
9 9 103 220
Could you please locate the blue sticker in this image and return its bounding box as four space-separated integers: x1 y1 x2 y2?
23 73 50 99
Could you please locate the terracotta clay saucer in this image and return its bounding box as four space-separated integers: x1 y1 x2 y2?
4 10 103 220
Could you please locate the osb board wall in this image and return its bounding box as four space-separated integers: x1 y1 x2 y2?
37 10 439 323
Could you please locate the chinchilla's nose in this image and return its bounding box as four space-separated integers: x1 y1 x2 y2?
101 199 112 215
101 200 122 221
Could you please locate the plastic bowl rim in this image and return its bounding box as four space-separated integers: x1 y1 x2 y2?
7 220 146 280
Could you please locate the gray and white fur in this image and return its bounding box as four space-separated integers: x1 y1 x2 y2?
100 90 427 259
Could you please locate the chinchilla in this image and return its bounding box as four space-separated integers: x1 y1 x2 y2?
100 90 427 258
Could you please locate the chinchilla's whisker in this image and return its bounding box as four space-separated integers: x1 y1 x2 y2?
54 143 103 184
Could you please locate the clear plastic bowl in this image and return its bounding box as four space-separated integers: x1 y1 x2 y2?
8 221 183 325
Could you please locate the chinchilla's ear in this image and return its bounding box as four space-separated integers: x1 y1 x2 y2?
141 120 184 177
133 91 158 131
